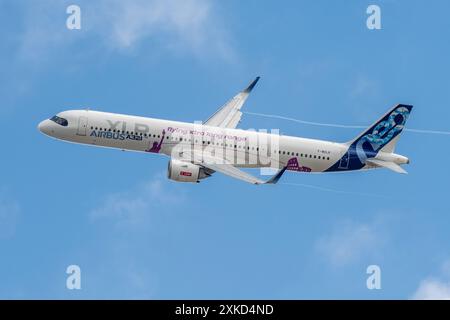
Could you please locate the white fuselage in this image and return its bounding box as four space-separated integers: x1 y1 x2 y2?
38 110 408 173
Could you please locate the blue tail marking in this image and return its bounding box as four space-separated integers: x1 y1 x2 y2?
326 104 413 172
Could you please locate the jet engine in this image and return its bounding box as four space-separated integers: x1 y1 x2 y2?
167 159 212 183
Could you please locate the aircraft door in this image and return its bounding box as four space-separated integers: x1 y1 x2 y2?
77 116 88 136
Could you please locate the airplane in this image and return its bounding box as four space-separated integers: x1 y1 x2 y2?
38 77 412 185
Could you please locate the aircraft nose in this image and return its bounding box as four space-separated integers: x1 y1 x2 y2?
38 119 53 135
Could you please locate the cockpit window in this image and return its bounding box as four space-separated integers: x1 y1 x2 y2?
50 115 68 127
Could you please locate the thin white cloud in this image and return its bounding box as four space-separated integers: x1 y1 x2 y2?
347 74 381 121
16 0 235 63
86 174 184 298
100 0 233 58
0 191 20 239
412 279 450 300
90 174 186 229
412 260 450 300
315 219 386 267
0 0 235 112
349 75 379 99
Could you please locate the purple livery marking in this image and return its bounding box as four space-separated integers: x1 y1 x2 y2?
145 129 165 153
286 157 311 172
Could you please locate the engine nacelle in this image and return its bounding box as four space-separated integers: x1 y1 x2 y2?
167 159 212 183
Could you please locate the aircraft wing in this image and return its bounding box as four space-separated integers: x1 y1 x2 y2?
178 150 287 185
204 77 260 129
201 161 287 185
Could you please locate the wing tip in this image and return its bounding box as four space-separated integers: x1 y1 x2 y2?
264 165 288 184
244 76 260 93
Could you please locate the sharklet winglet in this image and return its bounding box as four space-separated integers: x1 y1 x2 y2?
244 76 260 93
263 166 288 185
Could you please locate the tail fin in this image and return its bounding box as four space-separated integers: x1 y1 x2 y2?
347 104 413 160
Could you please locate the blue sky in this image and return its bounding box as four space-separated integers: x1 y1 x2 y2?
1 0 450 299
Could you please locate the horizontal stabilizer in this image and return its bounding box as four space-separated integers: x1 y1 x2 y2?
365 159 407 174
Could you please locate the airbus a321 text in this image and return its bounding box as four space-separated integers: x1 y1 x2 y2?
38 77 412 185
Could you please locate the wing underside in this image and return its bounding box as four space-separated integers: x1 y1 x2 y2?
200 162 287 185
186 77 289 184
178 151 287 184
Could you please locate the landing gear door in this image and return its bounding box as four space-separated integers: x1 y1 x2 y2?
77 116 88 136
